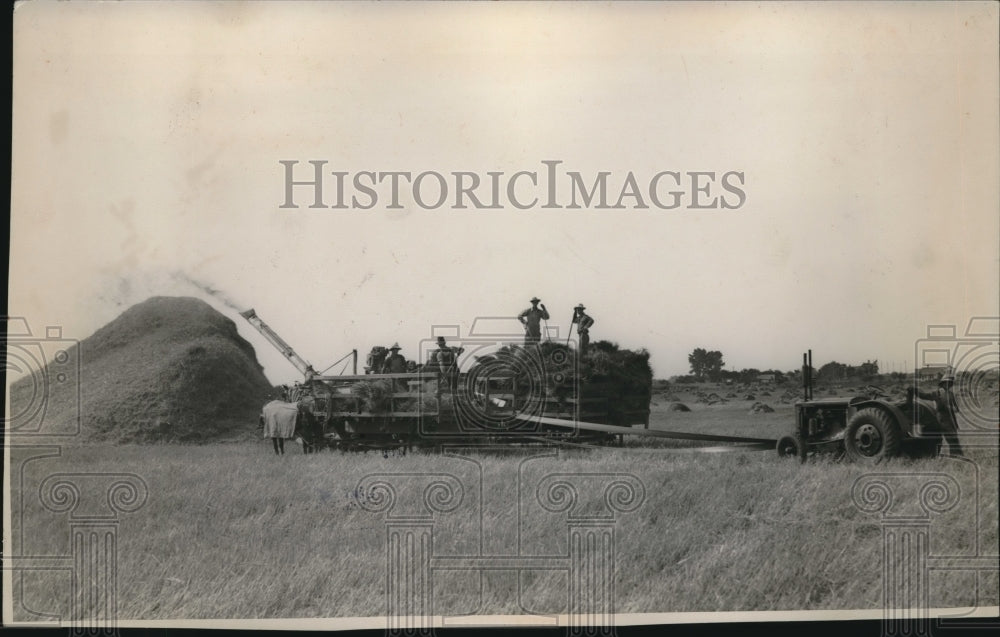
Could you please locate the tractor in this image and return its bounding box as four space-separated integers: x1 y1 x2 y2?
777 350 952 462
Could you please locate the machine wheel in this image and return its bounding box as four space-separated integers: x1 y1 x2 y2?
844 408 901 462
776 435 800 458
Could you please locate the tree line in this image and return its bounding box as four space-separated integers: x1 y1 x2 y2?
676 348 880 384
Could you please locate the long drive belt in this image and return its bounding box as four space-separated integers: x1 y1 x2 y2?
516 413 777 447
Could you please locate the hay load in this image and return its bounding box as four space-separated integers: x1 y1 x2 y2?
581 341 653 425
350 378 439 413
583 338 651 382
7 296 274 443
465 339 653 425
351 379 396 413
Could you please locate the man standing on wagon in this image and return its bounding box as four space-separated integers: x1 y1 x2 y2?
518 296 549 347
381 343 407 374
382 343 408 392
434 336 462 392
572 303 595 356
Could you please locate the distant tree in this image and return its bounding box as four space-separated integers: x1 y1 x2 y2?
761 369 787 384
789 367 814 381
818 361 847 380
739 368 761 384
688 348 725 382
857 359 878 379
720 370 741 383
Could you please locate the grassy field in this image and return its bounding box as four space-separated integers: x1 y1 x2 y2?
8 390 998 621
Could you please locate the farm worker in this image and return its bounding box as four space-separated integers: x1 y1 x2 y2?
296 404 324 454
366 346 388 374
910 375 965 457
382 343 407 373
434 336 463 391
518 297 549 346
435 337 455 372
571 304 595 356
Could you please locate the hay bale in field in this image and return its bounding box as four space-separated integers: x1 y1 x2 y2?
780 391 798 403
701 392 726 405
743 394 756 401
749 402 774 414
760 391 771 397
667 402 691 412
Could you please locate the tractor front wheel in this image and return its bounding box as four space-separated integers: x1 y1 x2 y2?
776 435 800 458
844 408 901 462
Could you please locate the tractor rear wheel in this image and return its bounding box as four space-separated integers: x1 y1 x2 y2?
844 408 901 462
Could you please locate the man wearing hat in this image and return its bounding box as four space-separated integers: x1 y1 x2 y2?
434 336 461 373
571 303 595 356
433 336 463 392
518 297 550 346
910 374 965 457
381 343 408 374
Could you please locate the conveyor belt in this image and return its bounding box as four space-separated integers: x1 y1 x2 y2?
523 435 774 453
516 413 777 448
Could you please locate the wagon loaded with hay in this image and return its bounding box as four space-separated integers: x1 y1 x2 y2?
240 308 661 450
240 308 778 452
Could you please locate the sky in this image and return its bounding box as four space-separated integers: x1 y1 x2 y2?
9 1 1000 385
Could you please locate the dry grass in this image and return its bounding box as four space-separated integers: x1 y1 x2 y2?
9 394 997 620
